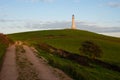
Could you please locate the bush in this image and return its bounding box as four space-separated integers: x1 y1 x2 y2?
80 40 103 59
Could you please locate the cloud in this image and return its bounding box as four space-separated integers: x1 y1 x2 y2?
19 0 54 3
24 21 120 33
0 19 23 22
0 20 120 34
108 2 120 8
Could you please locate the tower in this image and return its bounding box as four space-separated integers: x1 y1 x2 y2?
71 14 76 29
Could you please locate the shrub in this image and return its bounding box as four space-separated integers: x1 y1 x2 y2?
80 40 103 59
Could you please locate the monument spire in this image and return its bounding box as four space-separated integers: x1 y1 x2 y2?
71 14 76 29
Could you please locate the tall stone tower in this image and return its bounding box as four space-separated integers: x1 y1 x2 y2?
71 14 76 29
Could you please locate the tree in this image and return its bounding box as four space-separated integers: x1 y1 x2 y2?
80 40 103 59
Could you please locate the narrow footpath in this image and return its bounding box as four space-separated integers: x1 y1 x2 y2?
0 45 18 80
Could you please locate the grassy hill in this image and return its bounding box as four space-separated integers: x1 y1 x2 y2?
9 29 120 80
9 29 120 65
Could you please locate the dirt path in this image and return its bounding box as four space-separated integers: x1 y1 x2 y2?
0 43 72 80
0 45 18 80
23 45 61 80
16 45 40 80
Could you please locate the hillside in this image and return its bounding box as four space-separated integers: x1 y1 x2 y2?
9 29 120 80
0 33 13 66
9 29 120 64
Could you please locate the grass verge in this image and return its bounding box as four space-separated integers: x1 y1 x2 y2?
36 48 120 80
0 43 7 67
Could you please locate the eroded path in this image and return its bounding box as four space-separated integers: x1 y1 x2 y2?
0 42 72 80
23 45 60 80
0 45 18 80
24 45 73 80
16 45 39 80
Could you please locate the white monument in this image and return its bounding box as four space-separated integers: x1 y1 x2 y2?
71 14 76 29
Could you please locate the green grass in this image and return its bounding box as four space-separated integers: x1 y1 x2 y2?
0 43 7 65
0 34 11 67
36 48 120 80
9 29 120 65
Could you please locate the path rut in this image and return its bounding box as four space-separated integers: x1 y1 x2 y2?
0 45 18 80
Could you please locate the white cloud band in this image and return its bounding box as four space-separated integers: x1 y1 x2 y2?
108 2 120 8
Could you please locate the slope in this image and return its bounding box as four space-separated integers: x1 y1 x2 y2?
9 29 120 65
0 33 13 66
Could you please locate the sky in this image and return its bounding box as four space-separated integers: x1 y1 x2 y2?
0 0 120 35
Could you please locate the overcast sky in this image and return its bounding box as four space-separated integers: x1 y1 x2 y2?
0 0 120 34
